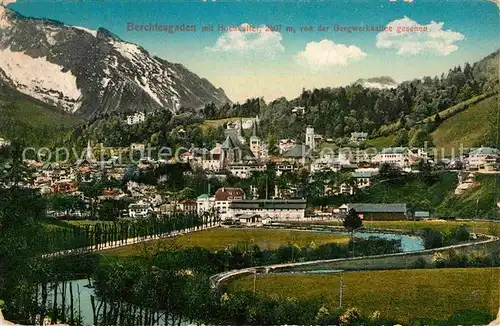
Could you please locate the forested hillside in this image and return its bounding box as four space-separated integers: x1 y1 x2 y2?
0 82 82 147
257 50 499 142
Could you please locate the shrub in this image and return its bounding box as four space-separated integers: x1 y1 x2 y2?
339 307 363 326
446 309 494 325
422 228 444 249
451 224 470 242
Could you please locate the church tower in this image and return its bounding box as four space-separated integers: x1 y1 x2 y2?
250 122 260 160
305 126 315 150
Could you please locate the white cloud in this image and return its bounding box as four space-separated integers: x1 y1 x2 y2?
205 23 284 58
294 39 367 69
376 17 465 56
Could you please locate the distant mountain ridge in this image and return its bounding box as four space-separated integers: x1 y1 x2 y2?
0 8 231 119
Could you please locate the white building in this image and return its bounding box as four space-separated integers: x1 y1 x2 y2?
350 132 368 143
372 147 414 168
196 194 215 215
292 106 305 115
468 147 499 169
228 163 266 179
126 112 146 125
352 170 378 189
229 199 307 222
128 200 152 218
214 187 245 219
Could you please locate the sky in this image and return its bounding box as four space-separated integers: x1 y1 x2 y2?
6 0 500 103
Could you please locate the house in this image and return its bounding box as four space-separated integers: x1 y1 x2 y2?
468 147 499 169
372 147 414 168
339 203 407 220
179 199 197 213
128 200 152 218
52 180 78 194
238 214 263 225
201 145 223 172
158 202 180 215
275 163 295 177
291 106 305 115
350 132 368 143
414 211 430 219
282 144 312 164
351 171 378 189
241 118 255 130
126 112 146 125
278 139 296 154
228 162 266 179
214 187 245 219
229 199 307 222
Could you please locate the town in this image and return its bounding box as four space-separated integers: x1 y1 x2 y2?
2 119 498 225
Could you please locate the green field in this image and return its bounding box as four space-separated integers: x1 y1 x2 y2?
228 268 500 323
432 95 498 155
103 228 350 257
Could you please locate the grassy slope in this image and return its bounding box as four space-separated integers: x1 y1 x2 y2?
0 84 82 147
431 95 498 155
357 172 498 219
201 117 243 131
228 268 500 323
364 134 395 148
103 228 350 257
359 172 457 212
437 173 499 219
367 93 496 151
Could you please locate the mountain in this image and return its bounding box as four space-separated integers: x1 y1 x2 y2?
352 76 399 89
0 8 231 119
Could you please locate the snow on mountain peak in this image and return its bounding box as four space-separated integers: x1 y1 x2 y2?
0 46 82 111
73 26 97 37
0 9 231 118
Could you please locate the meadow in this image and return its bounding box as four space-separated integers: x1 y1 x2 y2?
228 267 500 323
102 227 350 257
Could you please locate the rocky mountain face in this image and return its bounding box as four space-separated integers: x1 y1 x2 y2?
0 8 231 119
353 76 399 89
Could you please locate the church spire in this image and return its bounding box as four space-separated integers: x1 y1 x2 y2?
86 140 95 162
